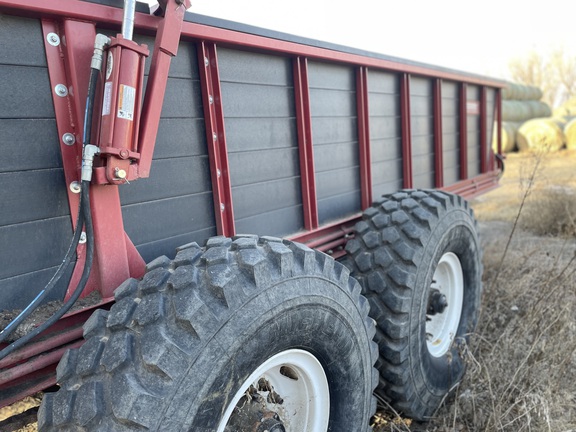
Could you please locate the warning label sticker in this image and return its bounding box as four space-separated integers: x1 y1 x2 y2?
117 84 136 121
102 82 112 116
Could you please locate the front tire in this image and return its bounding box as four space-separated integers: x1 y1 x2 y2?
345 190 482 420
39 235 378 431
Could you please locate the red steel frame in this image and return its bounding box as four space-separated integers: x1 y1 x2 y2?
0 0 505 409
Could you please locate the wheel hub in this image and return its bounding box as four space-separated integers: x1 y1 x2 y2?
426 252 464 358
427 288 448 315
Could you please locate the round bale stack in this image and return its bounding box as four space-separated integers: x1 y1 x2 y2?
494 82 551 153
516 118 564 152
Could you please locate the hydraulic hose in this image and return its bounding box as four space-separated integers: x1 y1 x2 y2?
0 198 85 344
0 184 94 361
0 47 103 360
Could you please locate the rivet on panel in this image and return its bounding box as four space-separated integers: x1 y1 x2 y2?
55 84 68 97
62 133 76 146
47 33 60 46
69 181 82 194
220 203 225 212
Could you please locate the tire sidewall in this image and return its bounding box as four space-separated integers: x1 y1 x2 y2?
164 275 374 432
413 207 481 395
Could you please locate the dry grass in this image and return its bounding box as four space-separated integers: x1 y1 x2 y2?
375 149 576 432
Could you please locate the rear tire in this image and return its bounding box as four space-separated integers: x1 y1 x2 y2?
345 190 482 420
39 235 378 431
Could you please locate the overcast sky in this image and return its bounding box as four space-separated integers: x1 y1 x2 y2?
182 0 575 79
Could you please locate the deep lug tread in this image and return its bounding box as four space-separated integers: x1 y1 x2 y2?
344 189 482 420
43 235 378 431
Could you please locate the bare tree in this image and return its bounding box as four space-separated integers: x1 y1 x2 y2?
508 48 576 109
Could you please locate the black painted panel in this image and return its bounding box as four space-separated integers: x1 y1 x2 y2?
159 77 204 118
0 217 72 280
0 65 54 119
233 178 304 236
411 77 434 189
153 118 207 160
368 70 402 197
442 81 460 186
0 119 60 172
218 48 303 237
0 170 69 226
225 117 298 153
119 157 212 205
309 61 360 224
122 193 215 246
0 15 46 67
136 227 216 263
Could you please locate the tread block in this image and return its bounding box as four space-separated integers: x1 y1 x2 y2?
106 297 138 330
167 265 199 291
173 245 202 267
139 268 170 294
73 381 103 426
145 255 171 272
100 332 134 373
133 292 166 326
75 337 104 377
83 309 109 339
114 278 139 301
56 348 79 383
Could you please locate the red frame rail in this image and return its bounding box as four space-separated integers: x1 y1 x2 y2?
0 0 504 408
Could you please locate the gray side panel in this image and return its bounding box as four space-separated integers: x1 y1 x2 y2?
309 61 360 223
218 48 303 237
410 77 434 189
119 37 216 263
0 16 73 310
442 81 460 186
467 85 481 177
367 70 402 197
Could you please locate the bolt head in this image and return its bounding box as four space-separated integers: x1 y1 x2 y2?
55 84 68 97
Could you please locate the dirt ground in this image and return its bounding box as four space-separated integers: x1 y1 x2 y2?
374 150 576 431
3 151 576 431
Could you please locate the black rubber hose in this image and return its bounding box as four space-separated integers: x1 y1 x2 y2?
0 201 85 344
0 183 94 361
0 67 100 358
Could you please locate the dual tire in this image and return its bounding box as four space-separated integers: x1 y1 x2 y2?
39 189 481 428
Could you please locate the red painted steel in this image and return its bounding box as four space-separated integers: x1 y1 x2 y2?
41 19 97 299
433 79 444 187
496 89 503 155
138 0 190 179
198 42 236 237
480 86 488 173
400 73 413 189
357 67 372 209
0 0 506 409
459 83 468 180
97 37 148 185
0 341 83 387
294 57 319 230
443 170 500 199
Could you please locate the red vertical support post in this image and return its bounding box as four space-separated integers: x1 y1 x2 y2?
293 56 318 230
356 66 372 209
459 83 468 180
198 42 235 238
480 86 488 173
496 88 503 160
433 78 444 188
400 73 413 189
43 19 145 300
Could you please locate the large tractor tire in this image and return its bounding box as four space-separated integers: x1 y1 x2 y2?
345 190 482 420
39 235 378 431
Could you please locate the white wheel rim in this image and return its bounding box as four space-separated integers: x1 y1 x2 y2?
217 349 330 432
426 252 464 358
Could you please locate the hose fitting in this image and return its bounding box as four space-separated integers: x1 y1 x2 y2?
81 144 100 182
91 34 111 71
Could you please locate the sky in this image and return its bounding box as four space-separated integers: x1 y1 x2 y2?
178 0 576 80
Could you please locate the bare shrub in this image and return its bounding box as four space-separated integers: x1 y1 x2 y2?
520 188 576 237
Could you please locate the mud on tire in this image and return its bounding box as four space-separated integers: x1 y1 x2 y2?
345 190 482 420
39 235 378 431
